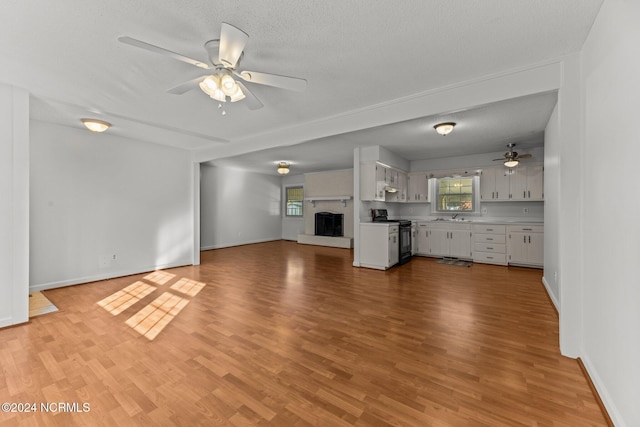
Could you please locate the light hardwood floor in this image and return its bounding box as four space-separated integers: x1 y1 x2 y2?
0 241 607 426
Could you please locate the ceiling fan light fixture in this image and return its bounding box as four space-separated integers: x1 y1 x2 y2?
220 73 238 96
504 159 520 168
199 75 221 96
229 85 246 102
277 162 290 175
81 118 111 133
434 122 456 136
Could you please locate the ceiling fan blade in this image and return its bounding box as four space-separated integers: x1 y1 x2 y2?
237 70 307 92
517 154 533 159
218 22 248 68
166 75 207 94
118 36 211 69
492 158 505 161
235 81 263 110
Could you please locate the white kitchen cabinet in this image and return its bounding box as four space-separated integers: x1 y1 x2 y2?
472 224 507 265
407 172 429 202
428 222 472 259
360 162 387 201
480 164 543 201
386 171 408 202
359 223 400 270
415 222 430 255
411 223 418 254
510 163 544 201
507 224 544 267
480 167 510 201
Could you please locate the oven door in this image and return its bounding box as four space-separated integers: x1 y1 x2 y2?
399 224 412 263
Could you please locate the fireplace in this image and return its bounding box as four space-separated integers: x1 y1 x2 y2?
315 212 344 237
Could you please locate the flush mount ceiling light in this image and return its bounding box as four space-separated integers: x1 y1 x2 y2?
434 122 456 136
81 119 111 133
277 162 290 175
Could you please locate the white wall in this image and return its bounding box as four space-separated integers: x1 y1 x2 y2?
0 84 29 327
29 121 194 291
579 1 640 425
200 164 282 249
542 104 560 310
281 174 305 241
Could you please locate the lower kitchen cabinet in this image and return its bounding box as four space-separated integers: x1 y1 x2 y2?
428 223 472 259
359 223 399 270
415 222 429 255
507 225 544 267
472 224 507 265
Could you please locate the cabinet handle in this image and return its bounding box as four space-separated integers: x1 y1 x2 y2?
522 228 532 231
523 235 526 243
495 192 498 199
528 190 531 198
523 190 526 198
486 228 493 231
487 247 493 250
487 256 494 259
528 235 531 244
486 237 493 241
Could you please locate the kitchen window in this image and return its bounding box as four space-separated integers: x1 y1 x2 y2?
433 176 479 213
285 186 304 217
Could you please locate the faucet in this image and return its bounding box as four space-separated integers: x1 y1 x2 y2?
452 213 459 219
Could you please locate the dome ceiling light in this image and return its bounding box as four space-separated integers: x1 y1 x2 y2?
277 162 290 175
434 122 456 136
81 119 111 133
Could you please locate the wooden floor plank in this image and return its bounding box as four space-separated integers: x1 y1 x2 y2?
0 241 608 426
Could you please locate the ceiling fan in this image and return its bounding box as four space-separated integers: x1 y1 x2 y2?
118 22 307 111
493 143 532 167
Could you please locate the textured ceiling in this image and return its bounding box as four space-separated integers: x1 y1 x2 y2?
0 1 602 173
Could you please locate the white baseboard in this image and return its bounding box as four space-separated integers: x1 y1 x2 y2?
541 276 559 312
200 237 281 251
580 353 625 427
29 260 191 292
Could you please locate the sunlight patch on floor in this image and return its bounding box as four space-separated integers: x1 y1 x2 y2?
170 278 206 297
125 292 189 340
144 270 176 285
97 281 156 315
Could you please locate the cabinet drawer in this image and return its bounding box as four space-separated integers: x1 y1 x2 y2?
474 252 507 265
507 225 544 233
389 225 399 233
472 224 506 234
474 243 506 253
474 233 506 244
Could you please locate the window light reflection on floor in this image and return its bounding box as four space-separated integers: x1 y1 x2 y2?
170 278 206 297
97 281 156 315
125 292 189 340
144 270 176 285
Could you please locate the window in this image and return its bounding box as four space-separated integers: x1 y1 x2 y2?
285 186 304 217
434 177 477 213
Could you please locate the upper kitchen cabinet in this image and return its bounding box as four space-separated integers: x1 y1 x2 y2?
407 172 429 203
480 163 543 201
386 171 408 202
360 162 387 201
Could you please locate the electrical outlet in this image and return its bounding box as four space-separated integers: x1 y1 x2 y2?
523 207 529 214
481 207 488 214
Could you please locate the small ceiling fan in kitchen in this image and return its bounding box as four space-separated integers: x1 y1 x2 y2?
118 22 307 112
493 143 532 168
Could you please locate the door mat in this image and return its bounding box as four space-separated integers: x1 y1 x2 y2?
29 291 59 318
436 258 472 267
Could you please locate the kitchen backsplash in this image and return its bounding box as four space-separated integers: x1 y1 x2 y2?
360 200 544 222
